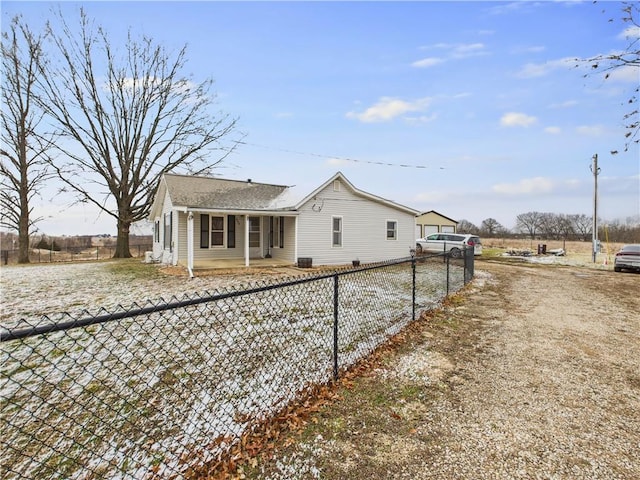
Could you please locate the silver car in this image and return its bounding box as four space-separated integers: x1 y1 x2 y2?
614 244 640 273
416 233 482 257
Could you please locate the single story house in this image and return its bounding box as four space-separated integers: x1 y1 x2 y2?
415 210 458 238
149 171 420 273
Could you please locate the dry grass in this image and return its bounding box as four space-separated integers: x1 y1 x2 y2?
481 237 625 265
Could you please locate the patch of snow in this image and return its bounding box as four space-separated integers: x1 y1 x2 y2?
1 260 469 479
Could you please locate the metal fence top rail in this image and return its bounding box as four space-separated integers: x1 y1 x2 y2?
1 255 426 342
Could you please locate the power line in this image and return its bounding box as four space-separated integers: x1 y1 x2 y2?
232 140 445 170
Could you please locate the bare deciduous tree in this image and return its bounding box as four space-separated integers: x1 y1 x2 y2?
570 213 593 241
480 217 504 237
456 219 479 235
37 8 239 257
516 211 545 238
0 16 52 263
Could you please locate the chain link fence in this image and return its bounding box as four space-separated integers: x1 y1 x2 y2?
1 245 153 265
1 250 474 479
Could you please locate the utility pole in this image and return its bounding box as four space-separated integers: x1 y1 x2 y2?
590 154 600 263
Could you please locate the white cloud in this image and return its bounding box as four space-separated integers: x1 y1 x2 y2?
451 43 486 58
404 114 438 125
515 57 575 78
545 126 562 134
414 190 450 203
492 177 554 195
500 112 537 127
326 158 350 167
548 100 578 109
576 125 605 137
618 25 640 40
606 65 639 83
412 42 488 68
411 57 444 68
487 1 534 15
509 45 546 55
346 96 431 123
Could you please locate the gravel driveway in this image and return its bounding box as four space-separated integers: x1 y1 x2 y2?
248 261 640 479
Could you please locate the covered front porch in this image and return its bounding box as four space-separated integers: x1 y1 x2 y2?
188 256 295 271
181 210 299 276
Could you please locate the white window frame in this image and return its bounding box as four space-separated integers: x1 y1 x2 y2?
332 216 343 248
209 215 226 248
249 216 261 248
386 220 398 240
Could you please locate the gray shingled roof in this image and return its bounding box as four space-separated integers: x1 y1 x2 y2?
164 174 291 210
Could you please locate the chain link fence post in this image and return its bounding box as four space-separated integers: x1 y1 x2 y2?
446 253 450 296
333 273 339 381
411 252 416 321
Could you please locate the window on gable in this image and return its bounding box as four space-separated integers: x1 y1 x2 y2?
332 216 342 247
333 180 341 192
386 220 397 240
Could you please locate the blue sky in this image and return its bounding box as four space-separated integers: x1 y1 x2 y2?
3 1 639 236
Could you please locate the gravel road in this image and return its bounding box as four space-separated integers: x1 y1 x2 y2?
411 262 640 479
250 261 640 479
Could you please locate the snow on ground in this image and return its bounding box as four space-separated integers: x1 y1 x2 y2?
499 252 614 269
0 262 291 327
1 259 468 479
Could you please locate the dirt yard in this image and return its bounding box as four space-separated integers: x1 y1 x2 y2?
242 259 640 479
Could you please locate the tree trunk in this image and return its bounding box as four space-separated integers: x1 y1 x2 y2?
17 230 30 263
114 218 132 258
17 186 30 264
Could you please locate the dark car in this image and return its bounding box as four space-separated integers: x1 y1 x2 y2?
614 244 640 273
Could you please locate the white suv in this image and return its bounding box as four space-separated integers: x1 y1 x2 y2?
416 233 482 257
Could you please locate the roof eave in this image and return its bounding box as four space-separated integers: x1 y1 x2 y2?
183 207 299 216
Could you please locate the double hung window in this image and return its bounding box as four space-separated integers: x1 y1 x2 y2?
200 214 233 248
386 220 397 240
332 217 342 247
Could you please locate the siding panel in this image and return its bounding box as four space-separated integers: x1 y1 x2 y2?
297 183 414 265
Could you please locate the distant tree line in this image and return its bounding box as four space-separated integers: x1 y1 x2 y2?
457 212 640 243
0 232 152 252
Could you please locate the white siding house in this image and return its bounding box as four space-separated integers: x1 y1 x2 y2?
148 172 419 272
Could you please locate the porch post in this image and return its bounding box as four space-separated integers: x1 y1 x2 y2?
186 212 194 278
244 215 250 267
294 216 298 264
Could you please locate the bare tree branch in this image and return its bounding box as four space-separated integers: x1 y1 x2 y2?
1 16 53 262
580 2 640 152
36 7 240 257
